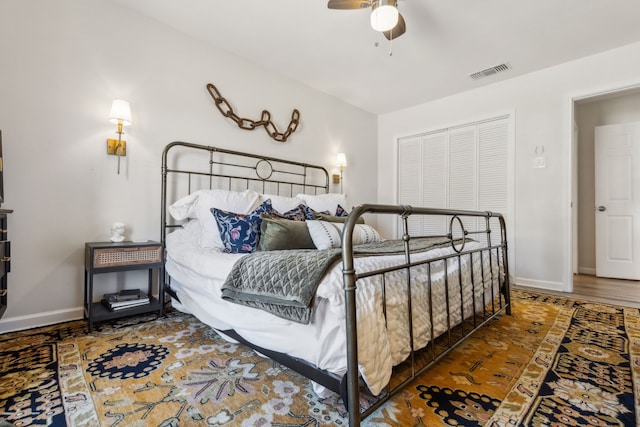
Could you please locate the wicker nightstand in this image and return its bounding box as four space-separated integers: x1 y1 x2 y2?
84 241 163 332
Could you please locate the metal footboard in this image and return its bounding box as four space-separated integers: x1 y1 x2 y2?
341 205 510 426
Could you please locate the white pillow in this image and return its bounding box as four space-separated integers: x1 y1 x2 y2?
260 194 305 214
168 192 200 220
168 189 261 249
306 220 382 250
296 193 347 215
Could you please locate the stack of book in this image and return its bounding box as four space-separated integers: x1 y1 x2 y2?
102 289 150 311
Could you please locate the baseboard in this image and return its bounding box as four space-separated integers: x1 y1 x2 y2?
513 276 566 292
578 267 596 276
0 307 84 333
0 275 580 333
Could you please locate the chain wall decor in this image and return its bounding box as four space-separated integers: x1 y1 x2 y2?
206 83 300 143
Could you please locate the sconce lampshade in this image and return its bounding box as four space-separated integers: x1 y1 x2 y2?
336 152 348 167
108 99 132 126
370 0 399 32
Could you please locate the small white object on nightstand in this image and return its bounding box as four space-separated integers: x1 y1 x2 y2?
110 222 125 242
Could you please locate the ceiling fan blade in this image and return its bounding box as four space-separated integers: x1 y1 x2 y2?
327 0 371 10
383 12 406 40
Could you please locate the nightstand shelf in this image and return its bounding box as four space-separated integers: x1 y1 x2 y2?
84 241 163 332
87 295 162 323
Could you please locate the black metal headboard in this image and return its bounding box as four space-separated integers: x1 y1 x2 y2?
160 141 330 246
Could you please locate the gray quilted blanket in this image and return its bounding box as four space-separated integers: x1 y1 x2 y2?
220 236 455 324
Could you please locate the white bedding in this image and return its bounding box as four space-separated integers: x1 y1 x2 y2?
165 223 502 396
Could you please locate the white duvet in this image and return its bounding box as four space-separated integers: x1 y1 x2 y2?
165 223 502 396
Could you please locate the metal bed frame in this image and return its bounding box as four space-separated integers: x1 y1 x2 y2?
160 142 511 426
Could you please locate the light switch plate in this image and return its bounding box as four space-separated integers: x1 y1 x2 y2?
533 156 546 168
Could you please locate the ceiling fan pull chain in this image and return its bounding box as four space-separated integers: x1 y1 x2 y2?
206 83 300 143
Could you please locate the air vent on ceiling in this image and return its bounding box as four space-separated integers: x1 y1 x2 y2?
469 63 511 80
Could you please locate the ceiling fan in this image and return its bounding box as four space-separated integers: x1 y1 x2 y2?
327 0 406 40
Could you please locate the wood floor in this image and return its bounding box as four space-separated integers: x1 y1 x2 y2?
514 274 640 309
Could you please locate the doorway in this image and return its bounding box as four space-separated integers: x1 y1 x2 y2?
594 122 640 279
572 87 640 287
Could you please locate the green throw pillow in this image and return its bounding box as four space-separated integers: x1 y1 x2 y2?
258 216 316 251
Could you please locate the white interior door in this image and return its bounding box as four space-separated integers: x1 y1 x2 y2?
595 122 640 279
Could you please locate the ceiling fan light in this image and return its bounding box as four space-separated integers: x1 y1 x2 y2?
370 0 398 32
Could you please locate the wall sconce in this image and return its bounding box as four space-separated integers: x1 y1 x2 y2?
333 152 348 193
107 99 132 175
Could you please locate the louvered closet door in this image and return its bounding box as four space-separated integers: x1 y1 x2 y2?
397 117 509 241
478 119 509 246
422 132 448 235
398 137 423 236
398 132 448 236
449 126 478 238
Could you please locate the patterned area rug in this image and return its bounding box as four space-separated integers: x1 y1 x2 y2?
0 290 638 426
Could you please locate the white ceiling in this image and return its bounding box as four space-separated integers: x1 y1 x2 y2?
112 0 640 114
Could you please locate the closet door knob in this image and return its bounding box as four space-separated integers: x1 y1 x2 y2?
597 206 606 212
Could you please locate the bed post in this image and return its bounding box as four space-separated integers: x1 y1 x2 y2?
342 205 365 427
498 213 511 315
160 143 171 310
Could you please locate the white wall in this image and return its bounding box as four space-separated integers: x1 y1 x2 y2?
0 0 377 332
575 91 640 274
377 41 640 292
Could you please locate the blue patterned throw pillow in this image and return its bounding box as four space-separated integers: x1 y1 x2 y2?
301 205 331 220
272 204 307 221
212 199 273 253
335 204 349 217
